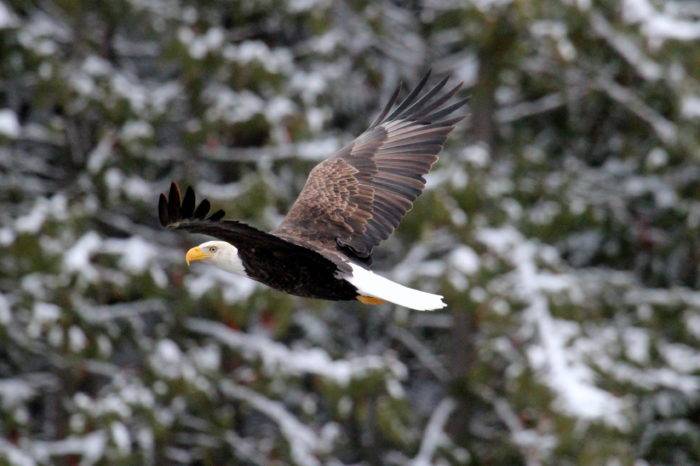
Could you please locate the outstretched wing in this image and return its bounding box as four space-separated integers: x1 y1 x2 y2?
273 71 467 261
159 182 264 244
158 183 348 270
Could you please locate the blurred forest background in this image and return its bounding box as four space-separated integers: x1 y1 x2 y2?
1 0 700 464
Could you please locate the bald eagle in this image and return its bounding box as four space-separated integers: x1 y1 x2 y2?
158 71 466 311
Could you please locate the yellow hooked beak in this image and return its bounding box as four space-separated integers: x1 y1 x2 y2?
185 246 210 266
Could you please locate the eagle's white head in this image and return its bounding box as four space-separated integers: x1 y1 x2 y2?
185 240 245 275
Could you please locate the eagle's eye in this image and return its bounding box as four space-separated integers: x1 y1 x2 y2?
209 246 217 253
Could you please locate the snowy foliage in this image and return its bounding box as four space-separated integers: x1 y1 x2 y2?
1 0 699 464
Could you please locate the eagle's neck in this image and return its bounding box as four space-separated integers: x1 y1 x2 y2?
216 244 247 276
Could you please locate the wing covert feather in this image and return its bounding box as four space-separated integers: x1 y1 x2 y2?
274 72 467 261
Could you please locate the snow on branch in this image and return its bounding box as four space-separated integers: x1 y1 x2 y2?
149 136 341 163
595 75 677 146
186 318 407 385
477 227 629 428
0 438 34 466
624 287 700 309
0 2 18 29
623 0 700 43
388 325 450 382
24 431 107 465
592 350 700 395
496 92 568 124
75 298 167 323
224 431 267 466
410 397 457 466
487 391 553 466
63 231 164 282
590 13 662 81
0 373 58 409
10 193 68 237
220 381 327 466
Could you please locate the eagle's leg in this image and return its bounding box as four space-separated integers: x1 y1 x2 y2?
357 295 386 305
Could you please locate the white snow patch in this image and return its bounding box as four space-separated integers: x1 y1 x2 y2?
454 53 479 87
33 302 61 324
191 345 221 372
622 0 655 23
682 96 700 119
0 293 10 325
449 246 480 275
15 204 47 233
685 311 700 339
0 379 34 409
646 147 668 168
459 143 490 167
622 327 649 364
151 82 182 114
0 109 20 138
0 2 18 29
223 40 293 73
187 318 406 385
152 340 182 379
659 343 700 373
290 71 327 103
29 431 107 464
180 27 224 59
121 120 153 141
472 0 513 12
526 295 625 427
265 96 296 122
17 12 69 56
410 398 458 466
623 0 700 43
68 326 87 353
83 55 111 76
111 73 147 113
185 267 256 303
288 0 326 13
644 15 700 42
0 227 15 246
591 13 661 81
63 231 102 281
221 382 327 466
87 133 114 173
104 236 158 273
204 86 264 123
110 422 131 455
297 137 339 160
0 438 35 466
122 176 152 201
477 227 628 428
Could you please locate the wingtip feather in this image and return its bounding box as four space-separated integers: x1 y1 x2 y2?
158 182 228 227
193 198 211 219
182 186 196 218
158 193 169 227
168 182 181 222
207 209 225 222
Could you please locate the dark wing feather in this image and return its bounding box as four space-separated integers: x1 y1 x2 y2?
274 72 467 262
157 181 280 243
158 183 347 270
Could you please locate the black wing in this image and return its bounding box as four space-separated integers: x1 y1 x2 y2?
159 182 268 244
158 183 349 270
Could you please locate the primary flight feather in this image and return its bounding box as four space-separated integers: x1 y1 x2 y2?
159 71 466 311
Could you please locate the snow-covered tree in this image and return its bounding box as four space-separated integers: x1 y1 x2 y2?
1 0 699 464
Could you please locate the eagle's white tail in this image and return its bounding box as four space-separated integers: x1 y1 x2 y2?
343 263 446 311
